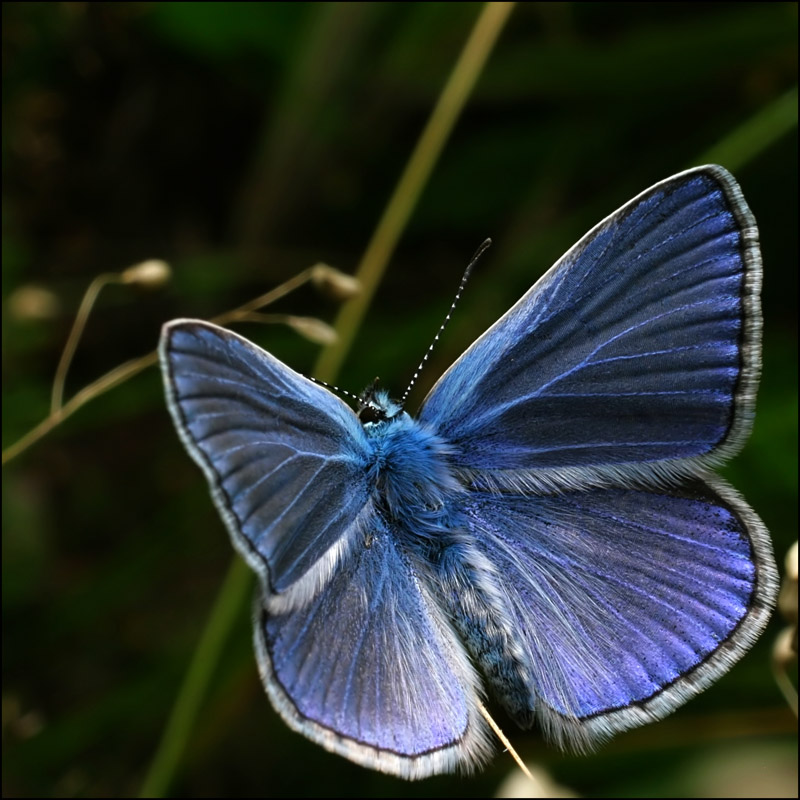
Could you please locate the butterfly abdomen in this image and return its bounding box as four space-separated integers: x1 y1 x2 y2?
436 538 537 727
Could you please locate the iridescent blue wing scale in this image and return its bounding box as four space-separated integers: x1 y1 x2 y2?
420 165 762 493
452 479 776 749
255 522 491 778
160 321 373 607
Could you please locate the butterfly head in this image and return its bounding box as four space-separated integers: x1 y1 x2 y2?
357 379 404 426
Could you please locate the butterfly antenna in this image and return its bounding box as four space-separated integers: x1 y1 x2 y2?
307 375 362 406
400 238 492 406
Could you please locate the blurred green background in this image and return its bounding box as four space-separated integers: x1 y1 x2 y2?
3 3 797 797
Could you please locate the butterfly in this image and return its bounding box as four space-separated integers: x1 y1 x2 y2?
159 165 778 779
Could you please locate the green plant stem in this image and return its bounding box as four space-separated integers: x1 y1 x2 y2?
313 2 516 384
138 5 515 796
696 85 798 171
50 273 124 414
139 559 253 798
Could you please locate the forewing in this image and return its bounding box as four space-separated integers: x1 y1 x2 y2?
458 481 777 749
420 165 761 492
160 320 372 604
255 521 491 778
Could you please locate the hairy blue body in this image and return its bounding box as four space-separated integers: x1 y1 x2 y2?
362 392 461 534
362 389 535 727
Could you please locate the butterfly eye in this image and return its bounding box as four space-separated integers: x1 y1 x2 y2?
357 403 387 425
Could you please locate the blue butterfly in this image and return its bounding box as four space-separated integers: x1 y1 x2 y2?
159 165 777 779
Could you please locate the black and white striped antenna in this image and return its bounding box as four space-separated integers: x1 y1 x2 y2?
307 375 362 406
400 238 492 406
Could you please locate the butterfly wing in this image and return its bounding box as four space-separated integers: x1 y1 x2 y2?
450 480 776 749
160 320 490 776
160 320 373 606
420 165 761 493
418 165 776 748
255 521 491 777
